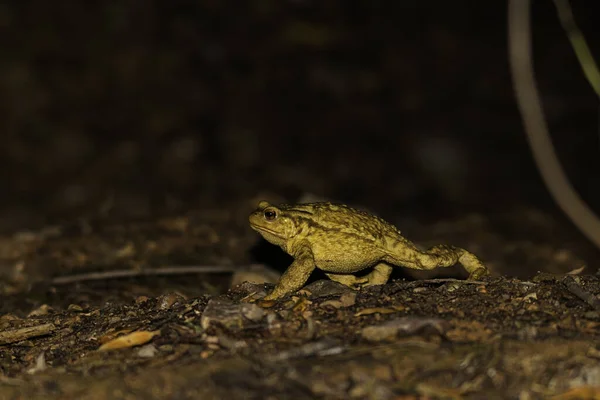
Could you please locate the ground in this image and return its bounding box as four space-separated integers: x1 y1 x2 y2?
0 204 599 399
1 1 600 398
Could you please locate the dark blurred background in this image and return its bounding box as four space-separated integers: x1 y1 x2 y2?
1 0 599 236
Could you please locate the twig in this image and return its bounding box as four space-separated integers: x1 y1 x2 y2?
0 323 56 345
508 0 600 250
265 337 344 362
562 276 600 312
0 374 25 386
405 278 537 287
50 265 246 285
407 278 489 286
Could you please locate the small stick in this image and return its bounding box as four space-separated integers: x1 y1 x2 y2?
50 265 247 285
406 278 537 287
266 338 344 362
0 323 56 345
408 278 489 286
562 276 600 312
0 374 25 386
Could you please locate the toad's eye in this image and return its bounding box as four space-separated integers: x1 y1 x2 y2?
264 209 278 221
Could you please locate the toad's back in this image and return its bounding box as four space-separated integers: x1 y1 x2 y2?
281 202 403 244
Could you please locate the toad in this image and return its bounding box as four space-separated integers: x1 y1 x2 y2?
249 201 488 300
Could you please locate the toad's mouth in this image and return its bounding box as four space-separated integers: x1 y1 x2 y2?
249 223 286 239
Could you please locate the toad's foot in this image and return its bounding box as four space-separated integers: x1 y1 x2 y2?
432 245 489 279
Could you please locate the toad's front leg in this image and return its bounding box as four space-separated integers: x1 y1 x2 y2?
263 242 316 300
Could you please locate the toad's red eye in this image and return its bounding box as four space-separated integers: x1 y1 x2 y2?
264 210 277 220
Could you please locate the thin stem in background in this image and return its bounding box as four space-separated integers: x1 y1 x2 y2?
552 0 600 158
508 0 600 251
553 0 600 98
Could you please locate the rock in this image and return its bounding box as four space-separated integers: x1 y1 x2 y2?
137 344 158 358
320 292 357 309
299 280 356 299
339 292 357 307
135 296 150 304
201 298 266 331
157 293 186 310
67 304 84 312
241 302 266 321
230 264 281 287
361 317 450 342
229 282 269 301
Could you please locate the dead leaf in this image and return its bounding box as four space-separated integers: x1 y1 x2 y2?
26 352 46 374
292 297 313 313
98 330 160 351
355 306 405 317
566 266 586 275
523 292 538 302
445 320 493 342
115 242 135 259
417 383 464 400
550 386 600 399
98 328 133 344
320 299 343 308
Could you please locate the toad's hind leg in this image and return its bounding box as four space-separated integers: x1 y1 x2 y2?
326 263 392 288
361 263 393 286
386 244 488 279
325 273 368 288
